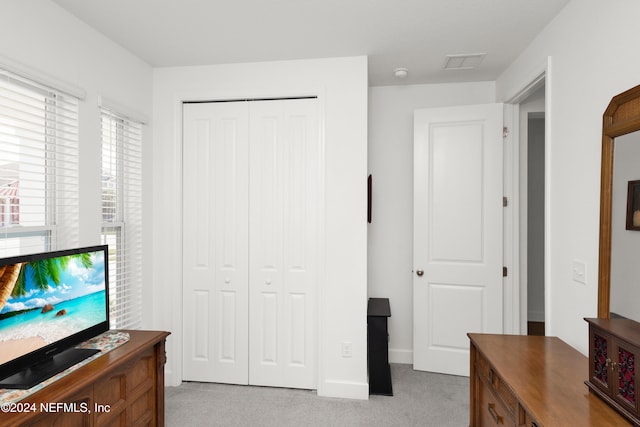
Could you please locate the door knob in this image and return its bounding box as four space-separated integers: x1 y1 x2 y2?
416 269 424 277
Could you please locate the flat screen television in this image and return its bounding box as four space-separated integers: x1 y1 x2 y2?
0 245 110 389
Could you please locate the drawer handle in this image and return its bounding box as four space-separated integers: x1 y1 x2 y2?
489 368 494 383
487 403 503 425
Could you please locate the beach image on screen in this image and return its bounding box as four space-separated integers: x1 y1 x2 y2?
0 250 107 365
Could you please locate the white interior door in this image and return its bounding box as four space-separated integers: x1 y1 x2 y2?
182 102 250 384
249 99 318 389
413 103 504 376
182 98 318 390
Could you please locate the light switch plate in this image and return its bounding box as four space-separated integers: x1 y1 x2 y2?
572 260 586 284
341 342 353 358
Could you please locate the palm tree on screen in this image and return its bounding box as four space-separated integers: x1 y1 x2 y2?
0 263 23 312
0 253 93 312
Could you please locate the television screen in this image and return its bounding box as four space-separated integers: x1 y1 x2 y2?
0 245 109 389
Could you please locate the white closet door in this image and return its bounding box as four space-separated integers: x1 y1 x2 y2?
249 99 318 389
182 102 250 385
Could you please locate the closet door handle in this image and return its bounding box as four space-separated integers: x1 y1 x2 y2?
416 269 424 277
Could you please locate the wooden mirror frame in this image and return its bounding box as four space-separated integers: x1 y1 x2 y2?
598 84 640 318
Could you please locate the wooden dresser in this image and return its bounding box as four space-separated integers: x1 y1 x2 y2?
469 333 630 426
1 330 170 427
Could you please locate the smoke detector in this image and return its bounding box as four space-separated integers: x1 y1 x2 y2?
444 53 486 70
393 68 409 79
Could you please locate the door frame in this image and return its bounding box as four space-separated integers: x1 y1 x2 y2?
173 89 327 391
502 58 551 335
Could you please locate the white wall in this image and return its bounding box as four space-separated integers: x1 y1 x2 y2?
0 1 154 323
497 0 640 354
368 82 495 363
152 57 369 399
611 132 640 322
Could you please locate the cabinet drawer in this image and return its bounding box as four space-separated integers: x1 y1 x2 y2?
94 347 157 427
478 376 516 426
21 389 92 427
519 406 540 427
476 350 517 416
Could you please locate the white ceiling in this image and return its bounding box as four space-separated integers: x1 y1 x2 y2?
51 0 570 86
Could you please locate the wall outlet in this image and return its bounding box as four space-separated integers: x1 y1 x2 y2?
341 342 353 358
572 260 586 284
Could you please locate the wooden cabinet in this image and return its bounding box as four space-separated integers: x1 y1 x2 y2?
469 333 629 427
586 318 640 426
1 330 169 427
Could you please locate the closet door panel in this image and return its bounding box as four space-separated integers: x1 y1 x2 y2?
182 102 249 384
282 101 318 388
249 102 284 386
249 99 318 389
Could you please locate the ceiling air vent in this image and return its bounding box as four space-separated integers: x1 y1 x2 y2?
444 53 487 70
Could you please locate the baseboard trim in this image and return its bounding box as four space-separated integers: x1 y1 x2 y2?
318 379 369 400
165 369 182 387
389 349 413 364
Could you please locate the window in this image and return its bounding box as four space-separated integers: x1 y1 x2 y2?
100 108 143 329
0 69 79 256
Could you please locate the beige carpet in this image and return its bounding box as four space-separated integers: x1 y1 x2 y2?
165 364 469 426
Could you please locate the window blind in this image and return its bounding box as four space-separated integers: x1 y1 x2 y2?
100 108 143 329
0 69 79 257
